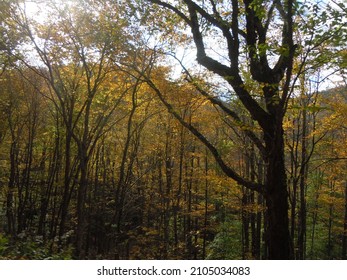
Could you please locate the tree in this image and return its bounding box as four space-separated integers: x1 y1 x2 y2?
140 0 298 259
0 0 15 75
312 87 347 259
9 0 135 258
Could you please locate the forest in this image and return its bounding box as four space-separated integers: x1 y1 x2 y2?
0 0 346 260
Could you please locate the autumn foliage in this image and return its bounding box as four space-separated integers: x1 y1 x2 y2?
0 0 346 259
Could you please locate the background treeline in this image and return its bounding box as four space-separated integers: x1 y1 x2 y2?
0 0 346 259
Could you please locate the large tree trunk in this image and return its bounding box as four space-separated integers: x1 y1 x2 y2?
264 119 293 259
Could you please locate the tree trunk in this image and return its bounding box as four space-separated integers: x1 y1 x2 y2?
163 121 173 257
17 114 36 233
202 150 208 259
297 104 308 259
76 151 88 259
254 192 263 259
6 140 17 236
342 181 347 259
185 153 194 258
264 121 293 259
327 180 335 258
59 129 73 240
242 189 250 259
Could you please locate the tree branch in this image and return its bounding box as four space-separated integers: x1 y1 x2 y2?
146 76 265 193
147 0 191 25
174 57 266 158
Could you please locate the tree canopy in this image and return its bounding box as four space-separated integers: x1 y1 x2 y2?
0 0 346 260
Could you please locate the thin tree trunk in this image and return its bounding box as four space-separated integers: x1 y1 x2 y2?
242 188 250 259
164 125 173 258
297 105 308 259
6 139 18 236
76 149 89 259
58 126 74 240
185 152 194 258
309 171 322 259
342 181 347 259
202 149 208 259
17 116 36 233
327 180 335 258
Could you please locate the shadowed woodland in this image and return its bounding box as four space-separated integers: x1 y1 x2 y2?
0 0 346 259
